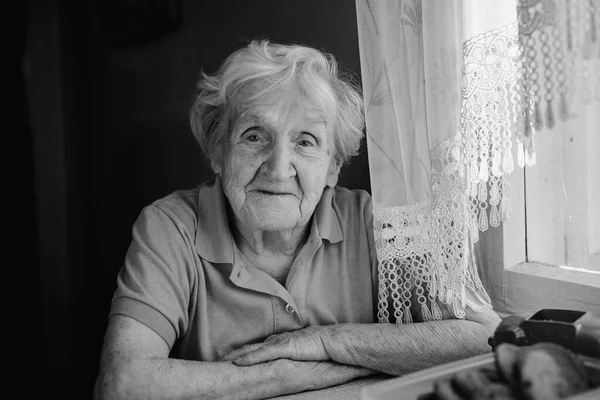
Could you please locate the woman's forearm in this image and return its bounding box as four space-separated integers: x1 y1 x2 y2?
322 319 497 376
94 356 373 400
95 357 291 400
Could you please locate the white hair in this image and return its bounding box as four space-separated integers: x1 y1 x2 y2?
189 40 365 170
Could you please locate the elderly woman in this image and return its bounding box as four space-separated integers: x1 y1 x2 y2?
94 40 500 400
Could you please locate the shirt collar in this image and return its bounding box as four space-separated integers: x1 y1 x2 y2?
194 178 343 263
194 176 235 264
314 186 344 244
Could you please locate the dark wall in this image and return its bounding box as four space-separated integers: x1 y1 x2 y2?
26 1 369 398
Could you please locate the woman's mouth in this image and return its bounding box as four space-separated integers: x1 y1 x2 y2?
256 190 291 196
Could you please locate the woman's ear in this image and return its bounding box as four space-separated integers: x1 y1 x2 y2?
326 159 342 187
210 147 222 175
211 160 221 175
210 127 228 175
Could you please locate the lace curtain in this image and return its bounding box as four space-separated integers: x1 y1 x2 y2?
518 0 600 270
356 0 599 324
356 0 522 323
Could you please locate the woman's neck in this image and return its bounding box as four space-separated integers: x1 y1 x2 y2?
230 216 311 284
233 218 309 257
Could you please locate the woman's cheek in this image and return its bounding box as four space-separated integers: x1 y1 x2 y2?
298 167 327 206
220 158 249 211
224 153 256 184
302 160 329 187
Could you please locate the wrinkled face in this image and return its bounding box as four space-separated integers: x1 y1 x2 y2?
216 82 340 233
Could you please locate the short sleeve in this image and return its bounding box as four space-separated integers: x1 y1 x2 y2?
109 204 196 349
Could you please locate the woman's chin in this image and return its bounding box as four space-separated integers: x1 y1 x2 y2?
247 208 305 232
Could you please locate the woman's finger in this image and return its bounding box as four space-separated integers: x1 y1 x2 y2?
220 343 263 361
233 345 283 365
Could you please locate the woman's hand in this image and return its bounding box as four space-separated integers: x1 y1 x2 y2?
221 326 332 366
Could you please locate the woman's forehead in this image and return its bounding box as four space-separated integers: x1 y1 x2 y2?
238 102 327 123
232 83 333 126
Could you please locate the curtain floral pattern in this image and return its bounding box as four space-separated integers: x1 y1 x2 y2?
356 0 525 323
519 0 600 135
356 0 599 324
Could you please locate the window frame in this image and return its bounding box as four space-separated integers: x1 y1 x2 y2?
478 143 600 318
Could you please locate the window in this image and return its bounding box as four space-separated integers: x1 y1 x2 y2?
480 135 600 318
478 0 600 318
526 119 600 273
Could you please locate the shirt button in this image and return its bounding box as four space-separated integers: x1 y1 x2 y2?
285 303 294 313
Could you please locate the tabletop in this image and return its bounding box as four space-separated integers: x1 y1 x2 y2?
271 375 390 400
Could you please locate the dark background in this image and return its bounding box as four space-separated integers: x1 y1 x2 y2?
19 0 370 398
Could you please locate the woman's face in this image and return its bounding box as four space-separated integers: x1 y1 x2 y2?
217 82 339 233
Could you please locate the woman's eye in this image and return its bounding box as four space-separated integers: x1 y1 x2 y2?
243 130 263 143
298 140 314 147
298 135 316 148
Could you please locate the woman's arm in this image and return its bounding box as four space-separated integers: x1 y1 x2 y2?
322 303 500 375
93 315 374 400
229 296 501 376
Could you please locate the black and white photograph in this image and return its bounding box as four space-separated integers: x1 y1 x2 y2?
17 0 600 399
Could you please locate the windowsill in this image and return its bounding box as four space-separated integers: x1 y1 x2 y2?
507 261 600 287
492 261 600 317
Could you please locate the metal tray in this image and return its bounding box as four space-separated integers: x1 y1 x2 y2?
361 353 600 400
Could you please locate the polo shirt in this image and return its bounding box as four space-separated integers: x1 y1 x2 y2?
109 177 378 361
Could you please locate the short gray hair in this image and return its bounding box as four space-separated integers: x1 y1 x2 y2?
189 40 365 170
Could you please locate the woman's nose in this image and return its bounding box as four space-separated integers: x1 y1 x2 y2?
262 143 295 181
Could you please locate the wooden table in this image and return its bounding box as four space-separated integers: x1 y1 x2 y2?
271 376 390 400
